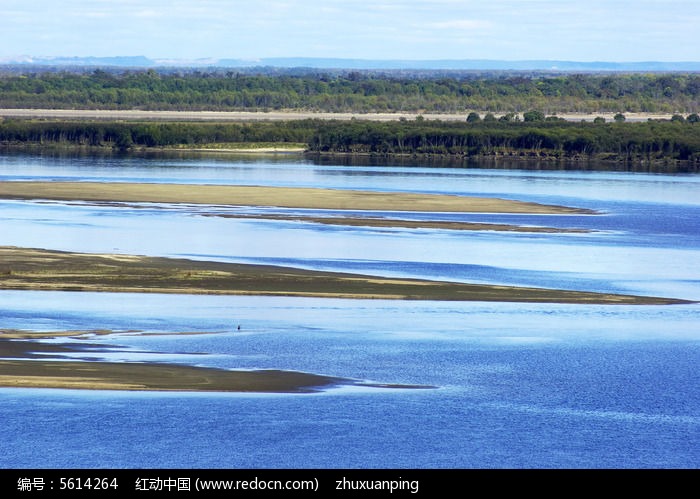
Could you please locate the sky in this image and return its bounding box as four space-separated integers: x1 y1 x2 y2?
2 0 699 62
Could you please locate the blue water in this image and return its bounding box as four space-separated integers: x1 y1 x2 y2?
0 153 699 468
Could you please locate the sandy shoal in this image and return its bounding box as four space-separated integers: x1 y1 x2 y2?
0 329 340 392
0 246 688 305
0 359 341 392
205 213 589 233
0 181 593 214
0 329 431 392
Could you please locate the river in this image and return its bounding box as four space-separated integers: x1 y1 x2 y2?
1 151 698 468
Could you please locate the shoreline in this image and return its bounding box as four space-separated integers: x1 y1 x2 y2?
3 143 695 169
0 246 690 305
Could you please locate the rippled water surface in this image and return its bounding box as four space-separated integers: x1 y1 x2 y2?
1 152 698 468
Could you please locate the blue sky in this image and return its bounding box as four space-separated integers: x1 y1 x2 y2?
2 0 698 61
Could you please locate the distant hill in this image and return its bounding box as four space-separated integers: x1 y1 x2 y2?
0 55 155 67
2 55 700 72
220 58 700 72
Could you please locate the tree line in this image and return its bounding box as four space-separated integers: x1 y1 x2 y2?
0 70 699 114
307 118 700 163
1 118 698 164
0 120 313 150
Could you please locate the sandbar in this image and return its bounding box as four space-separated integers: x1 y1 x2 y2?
0 358 341 392
0 329 431 392
0 246 688 304
0 359 341 392
204 213 589 233
0 181 594 214
0 330 340 392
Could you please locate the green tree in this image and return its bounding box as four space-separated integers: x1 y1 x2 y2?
466 112 482 123
499 112 519 122
523 110 545 122
113 128 133 150
614 113 626 122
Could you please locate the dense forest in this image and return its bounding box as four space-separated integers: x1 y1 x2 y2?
0 70 699 114
1 118 698 164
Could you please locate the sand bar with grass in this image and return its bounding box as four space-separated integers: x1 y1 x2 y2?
0 246 688 304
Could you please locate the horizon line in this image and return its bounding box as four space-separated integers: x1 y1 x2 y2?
2 55 700 72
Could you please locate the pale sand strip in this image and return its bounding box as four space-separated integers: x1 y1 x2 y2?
0 109 675 122
0 181 593 214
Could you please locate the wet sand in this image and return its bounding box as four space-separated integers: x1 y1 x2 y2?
0 329 339 392
0 330 334 393
0 359 341 392
204 213 590 233
0 329 431 392
0 181 594 214
0 246 688 304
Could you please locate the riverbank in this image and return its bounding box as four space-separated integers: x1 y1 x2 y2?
2 115 698 166
0 246 689 304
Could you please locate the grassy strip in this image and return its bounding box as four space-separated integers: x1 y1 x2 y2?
0 246 689 304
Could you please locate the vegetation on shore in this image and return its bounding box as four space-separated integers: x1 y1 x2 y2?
1 69 698 163
305 117 700 164
1 70 698 114
1 117 698 164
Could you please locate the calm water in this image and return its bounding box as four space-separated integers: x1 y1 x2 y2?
1 152 699 468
